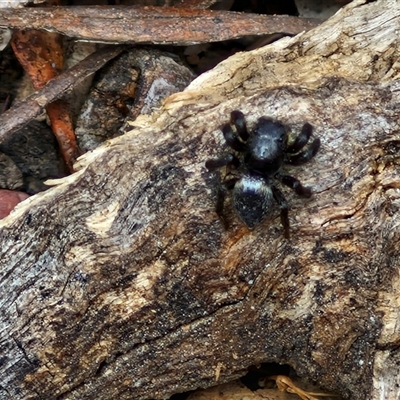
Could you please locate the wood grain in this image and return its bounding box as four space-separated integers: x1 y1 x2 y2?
0 6 320 45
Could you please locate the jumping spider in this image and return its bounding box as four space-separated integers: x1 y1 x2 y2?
205 110 320 238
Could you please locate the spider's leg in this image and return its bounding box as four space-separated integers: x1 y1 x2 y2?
215 185 227 227
222 124 246 151
275 173 312 198
286 123 313 153
271 185 290 239
216 177 238 229
205 153 240 171
287 137 320 165
206 152 239 228
230 110 249 141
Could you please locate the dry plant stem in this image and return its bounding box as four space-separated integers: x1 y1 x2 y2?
268 376 336 400
0 6 321 45
11 30 78 172
0 45 126 143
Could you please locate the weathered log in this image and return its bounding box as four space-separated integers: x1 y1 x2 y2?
1 0 400 399
0 6 320 45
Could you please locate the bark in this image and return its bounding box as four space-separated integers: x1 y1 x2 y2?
0 6 320 45
1 0 400 399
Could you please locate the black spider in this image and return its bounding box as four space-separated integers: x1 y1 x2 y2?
205 110 320 238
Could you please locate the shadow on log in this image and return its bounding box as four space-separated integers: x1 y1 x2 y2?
1 0 400 399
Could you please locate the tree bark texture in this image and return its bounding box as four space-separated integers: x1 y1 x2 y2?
0 6 320 45
1 0 400 399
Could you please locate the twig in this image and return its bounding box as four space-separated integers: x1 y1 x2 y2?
0 45 127 143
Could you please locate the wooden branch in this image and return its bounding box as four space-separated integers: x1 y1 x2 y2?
1 0 400 399
0 45 126 141
0 6 320 45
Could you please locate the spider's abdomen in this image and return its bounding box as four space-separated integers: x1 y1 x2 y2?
233 175 273 229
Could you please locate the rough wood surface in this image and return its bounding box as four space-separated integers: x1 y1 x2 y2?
0 6 320 45
1 1 400 399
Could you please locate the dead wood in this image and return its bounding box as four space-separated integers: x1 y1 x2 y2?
172 0 218 9
1 0 400 399
0 6 320 45
0 45 126 140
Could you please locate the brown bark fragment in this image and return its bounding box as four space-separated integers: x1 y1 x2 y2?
11 30 80 171
10 30 64 89
0 6 321 45
1 1 400 400
46 99 80 171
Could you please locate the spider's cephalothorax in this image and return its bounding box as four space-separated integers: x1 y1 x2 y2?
205 110 320 238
